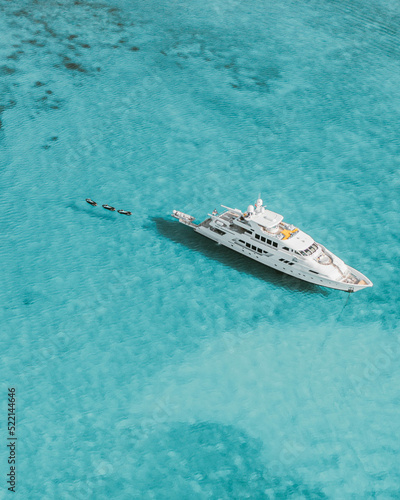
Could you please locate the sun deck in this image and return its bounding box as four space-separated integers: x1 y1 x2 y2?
250 210 283 228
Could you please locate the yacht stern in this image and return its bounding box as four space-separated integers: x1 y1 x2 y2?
172 210 197 228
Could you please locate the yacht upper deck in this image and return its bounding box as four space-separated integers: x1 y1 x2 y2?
250 210 283 228
216 208 315 252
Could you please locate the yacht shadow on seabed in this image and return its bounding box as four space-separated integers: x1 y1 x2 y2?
153 217 329 296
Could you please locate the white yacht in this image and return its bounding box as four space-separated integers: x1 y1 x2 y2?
172 198 372 292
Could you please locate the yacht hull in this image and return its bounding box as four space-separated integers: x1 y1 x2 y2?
194 225 371 293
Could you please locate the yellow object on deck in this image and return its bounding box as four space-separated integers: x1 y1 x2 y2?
281 228 299 240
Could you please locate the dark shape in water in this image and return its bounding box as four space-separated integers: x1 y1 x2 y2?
46 90 53 94
138 421 328 499
64 61 87 73
7 53 20 61
23 39 45 47
102 204 115 211
13 9 28 17
0 66 16 76
117 210 132 216
35 81 45 87
51 136 58 141
130 46 140 51
0 100 16 114
68 34 78 40
81 43 91 48
254 79 268 88
86 198 97 206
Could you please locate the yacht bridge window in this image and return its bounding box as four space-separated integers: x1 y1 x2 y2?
295 243 318 257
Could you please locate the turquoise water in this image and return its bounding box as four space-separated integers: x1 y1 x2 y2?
1 0 399 497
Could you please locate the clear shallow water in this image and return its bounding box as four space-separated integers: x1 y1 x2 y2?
0 0 399 498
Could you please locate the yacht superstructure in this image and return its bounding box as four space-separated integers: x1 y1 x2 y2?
172 198 372 292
